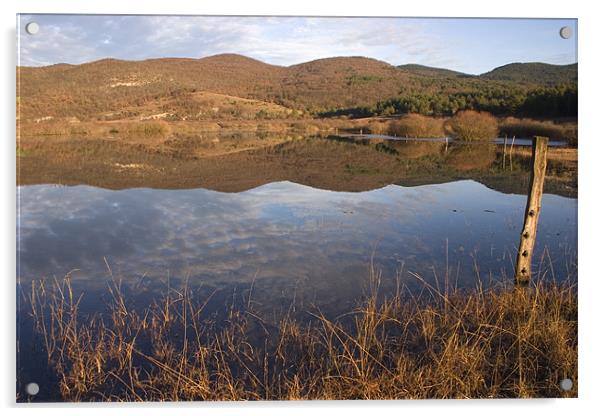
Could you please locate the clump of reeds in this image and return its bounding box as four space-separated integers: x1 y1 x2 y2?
26 270 577 401
445 110 498 141
387 114 445 138
122 121 170 138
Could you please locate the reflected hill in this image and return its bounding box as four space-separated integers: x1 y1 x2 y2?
18 134 577 198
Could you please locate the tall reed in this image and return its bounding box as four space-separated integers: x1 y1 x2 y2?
25 269 577 401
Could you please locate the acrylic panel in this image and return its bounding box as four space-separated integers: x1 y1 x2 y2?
16 14 578 402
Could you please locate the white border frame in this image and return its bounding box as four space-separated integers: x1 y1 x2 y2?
3 1 600 415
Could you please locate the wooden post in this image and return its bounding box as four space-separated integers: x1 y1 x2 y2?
510 136 516 171
503 135 508 170
514 136 549 286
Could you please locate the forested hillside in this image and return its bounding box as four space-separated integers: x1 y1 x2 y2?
17 54 577 122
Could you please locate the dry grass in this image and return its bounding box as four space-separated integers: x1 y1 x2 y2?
499 118 578 146
445 110 498 141
17 120 95 137
109 121 170 138
26 268 577 401
18 116 577 149
18 118 343 140
18 120 170 139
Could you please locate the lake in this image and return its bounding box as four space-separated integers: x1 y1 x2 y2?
17 175 577 318
16 136 577 400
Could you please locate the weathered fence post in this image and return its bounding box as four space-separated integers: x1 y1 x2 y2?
510 136 516 171
503 135 508 170
515 136 549 286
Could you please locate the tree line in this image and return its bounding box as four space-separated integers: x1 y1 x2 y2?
319 84 577 119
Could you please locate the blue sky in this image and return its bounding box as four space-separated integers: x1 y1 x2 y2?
17 15 577 74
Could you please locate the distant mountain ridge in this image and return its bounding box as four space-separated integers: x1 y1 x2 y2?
396 64 471 78
398 61 577 85
17 54 577 121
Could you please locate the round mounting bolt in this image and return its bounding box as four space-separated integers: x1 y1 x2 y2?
560 378 573 391
25 22 39 35
559 26 572 39
25 382 39 396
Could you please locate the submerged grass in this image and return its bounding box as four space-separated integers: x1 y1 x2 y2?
25 270 577 401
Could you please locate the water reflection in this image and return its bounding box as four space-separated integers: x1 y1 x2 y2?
445 144 497 171
378 140 446 158
18 135 577 197
339 133 569 147
18 180 577 316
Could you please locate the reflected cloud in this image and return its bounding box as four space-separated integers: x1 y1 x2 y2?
18 180 577 305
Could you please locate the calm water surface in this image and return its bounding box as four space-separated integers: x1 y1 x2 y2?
17 179 577 316
17 145 577 400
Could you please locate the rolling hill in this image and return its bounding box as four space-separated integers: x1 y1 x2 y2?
480 62 577 84
17 54 578 122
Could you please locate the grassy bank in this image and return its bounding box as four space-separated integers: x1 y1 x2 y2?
18 115 578 147
17 118 350 139
499 117 578 146
24 272 577 401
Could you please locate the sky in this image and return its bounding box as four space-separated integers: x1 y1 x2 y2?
17 15 577 74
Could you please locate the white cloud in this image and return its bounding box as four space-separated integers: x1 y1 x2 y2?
18 15 457 68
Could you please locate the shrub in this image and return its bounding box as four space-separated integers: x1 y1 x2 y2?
445 110 498 141
387 114 445 138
